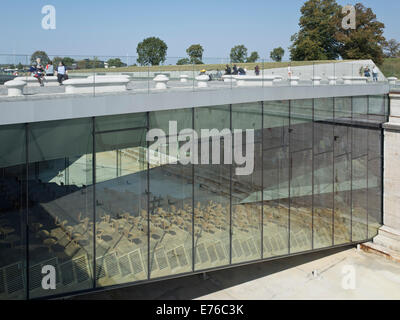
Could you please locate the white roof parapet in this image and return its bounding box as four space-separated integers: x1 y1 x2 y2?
4 80 26 97
342 76 368 85
222 75 237 83
236 75 276 87
64 77 130 94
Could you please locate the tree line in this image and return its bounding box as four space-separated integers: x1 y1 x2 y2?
29 0 400 69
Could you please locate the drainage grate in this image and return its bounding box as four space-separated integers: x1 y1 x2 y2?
167 249 179 270
60 261 75 286
129 250 144 275
155 248 168 270
175 246 188 267
241 240 251 257
118 255 132 277
233 239 243 257
5 263 24 294
73 256 90 283
215 242 225 261
197 243 209 264
247 238 258 256
206 245 217 263
95 258 106 280
104 253 120 278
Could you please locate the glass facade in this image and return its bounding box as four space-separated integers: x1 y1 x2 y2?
0 95 386 299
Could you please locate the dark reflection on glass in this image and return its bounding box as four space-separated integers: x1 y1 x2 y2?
231 103 262 264
194 105 231 270
333 98 352 244
0 125 26 300
313 98 334 249
290 99 313 253
351 127 368 241
149 109 193 278
367 129 382 238
95 117 148 287
263 101 289 258
28 119 93 298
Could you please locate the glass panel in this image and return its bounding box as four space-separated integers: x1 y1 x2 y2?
194 105 230 270
367 129 382 238
263 101 289 258
353 96 368 121
334 97 352 122
290 99 313 253
95 127 148 287
351 127 368 241
313 98 334 249
95 113 147 132
313 152 333 249
149 109 193 278
232 103 262 264
333 116 352 245
28 118 93 298
0 124 26 300
368 95 387 123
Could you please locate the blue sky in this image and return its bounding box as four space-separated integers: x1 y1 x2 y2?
0 0 399 61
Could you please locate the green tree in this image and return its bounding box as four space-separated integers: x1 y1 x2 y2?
137 37 168 66
53 56 63 66
384 39 400 58
336 3 386 65
62 57 75 67
107 58 127 68
30 51 50 65
270 47 285 62
176 58 190 65
230 45 248 63
186 44 204 64
246 51 259 63
16 63 24 70
290 0 341 61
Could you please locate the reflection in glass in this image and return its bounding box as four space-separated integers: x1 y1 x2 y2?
290 100 313 253
149 109 193 278
95 125 148 287
263 101 289 258
28 119 93 298
194 105 231 270
231 103 262 264
351 127 368 241
313 98 334 249
0 125 26 300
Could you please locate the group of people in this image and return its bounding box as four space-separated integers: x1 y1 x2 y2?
30 58 69 86
224 64 247 76
361 65 379 82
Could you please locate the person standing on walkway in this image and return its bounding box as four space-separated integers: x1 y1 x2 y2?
372 66 379 82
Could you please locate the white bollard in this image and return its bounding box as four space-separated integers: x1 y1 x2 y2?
196 75 209 88
180 75 189 83
290 76 299 86
312 76 322 86
5 79 26 96
388 77 398 85
328 76 338 85
153 74 169 90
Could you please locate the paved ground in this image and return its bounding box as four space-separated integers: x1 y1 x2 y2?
70 246 400 300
